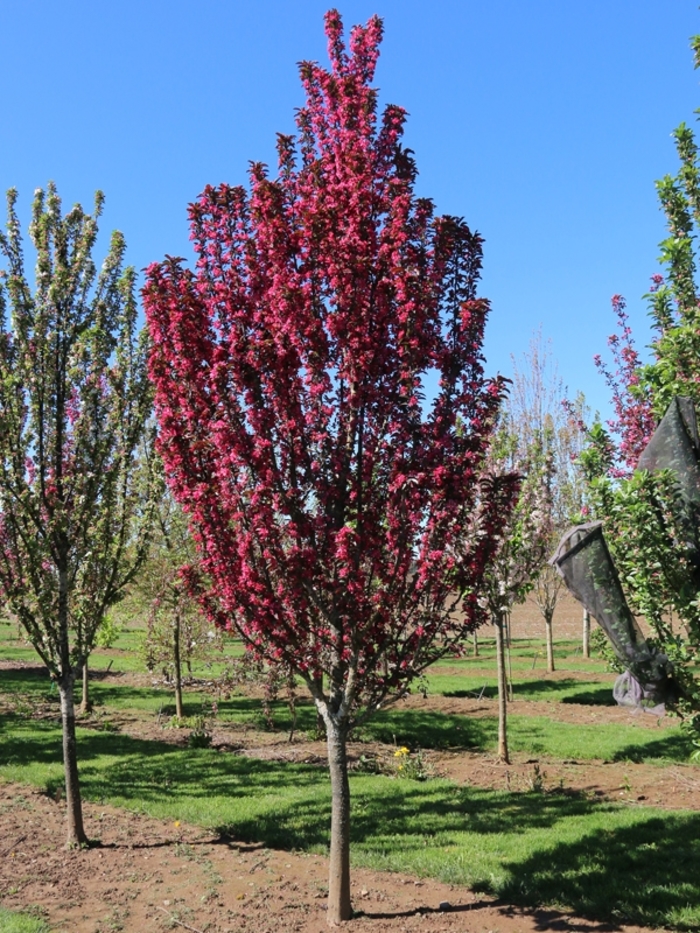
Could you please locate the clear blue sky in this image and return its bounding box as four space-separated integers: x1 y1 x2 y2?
1 1 698 419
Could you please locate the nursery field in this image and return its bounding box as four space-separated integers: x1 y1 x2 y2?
2 594 700 933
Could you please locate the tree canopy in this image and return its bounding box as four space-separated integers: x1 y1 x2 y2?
145 9 518 922
0 184 155 844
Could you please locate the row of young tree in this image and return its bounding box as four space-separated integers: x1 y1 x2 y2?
4 9 700 925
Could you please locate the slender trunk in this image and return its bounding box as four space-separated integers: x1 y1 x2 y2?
505 612 514 702
326 717 352 924
59 675 88 846
494 614 509 764
173 615 183 720
582 609 591 659
472 630 479 657
56 554 87 846
545 611 555 673
314 675 326 736
287 669 298 743
79 659 92 714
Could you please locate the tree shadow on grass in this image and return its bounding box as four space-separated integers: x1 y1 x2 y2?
227 778 615 853
0 714 324 800
442 686 498 700
0 715 63 765
216 695 319 732
84 683 172 709
1 714 607 854
227 769 700 933
513 679 615 706
4 713 699 928
560 687 616 706
361 709 497 751
610 732 693 763
442 680 617 706
362 707 672 759
499 812 700 930
0 666 54 697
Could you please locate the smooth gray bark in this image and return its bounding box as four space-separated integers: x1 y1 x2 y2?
494 614 510 764
59 676 88 846
325 717 352 924
545 611 555 672
173 616 184 719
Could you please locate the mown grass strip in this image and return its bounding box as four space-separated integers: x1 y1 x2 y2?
423 672 616 705
1 717 699 930
1 662 689 764
361 706 690 762
0 906 51 933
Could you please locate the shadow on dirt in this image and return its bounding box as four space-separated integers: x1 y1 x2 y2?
2 714 700 928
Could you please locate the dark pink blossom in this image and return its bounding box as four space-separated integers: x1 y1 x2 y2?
594 294 655 475
144 11 519 921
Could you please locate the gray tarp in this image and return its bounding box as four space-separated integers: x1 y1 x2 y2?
637 396 700 575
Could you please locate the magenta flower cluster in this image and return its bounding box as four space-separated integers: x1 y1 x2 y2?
144 10 518 715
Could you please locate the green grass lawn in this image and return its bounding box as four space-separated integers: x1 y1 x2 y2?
2 622 700 929
2 662 686 764
430 638 613 673
0 617 245 678
0 907 51 933
362 706 690 762
1 712 698 930
423 671 617 704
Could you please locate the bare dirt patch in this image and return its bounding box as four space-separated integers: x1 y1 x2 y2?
0 782 658 933
1 595 691 931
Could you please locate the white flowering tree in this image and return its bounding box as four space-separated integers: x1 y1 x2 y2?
0 185 155 844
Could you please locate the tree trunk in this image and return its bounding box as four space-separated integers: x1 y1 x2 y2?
173 615 184 719
545 611 555 673
286 669 298 743
494 614 509 764
79 659 92 714
56 555 87 846
472 630 479 657
325 717 352 924
59 675 88 847
505 612 514 702
582 609 590 659
314 675 326 736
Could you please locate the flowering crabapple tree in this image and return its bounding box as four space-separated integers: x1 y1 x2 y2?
580 33 700 745
0 185 155 846
145 10 518 923
591 294 656 478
